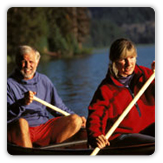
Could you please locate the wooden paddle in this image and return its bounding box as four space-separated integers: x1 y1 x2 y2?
33 96 70 116
90 71 155 156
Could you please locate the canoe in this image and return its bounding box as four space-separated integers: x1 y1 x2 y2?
8 141 155 155
7 128 155 155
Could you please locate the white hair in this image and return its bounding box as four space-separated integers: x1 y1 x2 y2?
16 45 41 63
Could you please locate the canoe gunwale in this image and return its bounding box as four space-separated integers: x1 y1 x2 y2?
7 141 155 155
39 140 87 149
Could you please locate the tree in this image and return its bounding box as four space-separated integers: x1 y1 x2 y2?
7 7 48 58
46 7 90 56
7 7 91 60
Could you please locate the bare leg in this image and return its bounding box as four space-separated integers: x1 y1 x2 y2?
52 114 82 143
7 118 32 148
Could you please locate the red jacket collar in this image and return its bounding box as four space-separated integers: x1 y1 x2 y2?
108 65 143 87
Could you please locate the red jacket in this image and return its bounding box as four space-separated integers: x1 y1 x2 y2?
86 65 155 146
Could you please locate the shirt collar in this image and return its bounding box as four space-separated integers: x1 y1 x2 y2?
11 69 39 85
108 65 143 87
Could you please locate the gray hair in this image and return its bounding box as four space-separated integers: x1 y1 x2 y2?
15 45 41 64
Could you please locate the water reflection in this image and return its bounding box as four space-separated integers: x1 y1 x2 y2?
28 46 155 118
38 50 109 117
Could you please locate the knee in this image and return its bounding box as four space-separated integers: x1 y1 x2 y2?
7 118 29 142
69 114 82 129
18 118 29 127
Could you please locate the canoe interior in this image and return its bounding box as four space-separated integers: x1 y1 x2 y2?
7 128 155 155
7 142 155 155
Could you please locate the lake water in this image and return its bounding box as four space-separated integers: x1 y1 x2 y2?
38 45 155 118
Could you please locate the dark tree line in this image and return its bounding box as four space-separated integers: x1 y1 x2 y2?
7 7 91 59
7 7 155 61
88 7 155 47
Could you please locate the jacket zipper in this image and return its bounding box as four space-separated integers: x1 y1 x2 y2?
126 86 141 117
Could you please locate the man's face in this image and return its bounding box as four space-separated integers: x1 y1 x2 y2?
18 52 39 80
115 50 137 77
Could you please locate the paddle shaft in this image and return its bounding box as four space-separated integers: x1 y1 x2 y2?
91 71 155 156
33 96 70 116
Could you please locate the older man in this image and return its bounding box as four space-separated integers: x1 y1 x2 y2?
7 45 86 148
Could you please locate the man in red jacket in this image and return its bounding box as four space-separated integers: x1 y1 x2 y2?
86 38 155 149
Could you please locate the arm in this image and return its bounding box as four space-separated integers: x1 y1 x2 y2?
7 84 25 123
87 86 110 148
7 81 36 123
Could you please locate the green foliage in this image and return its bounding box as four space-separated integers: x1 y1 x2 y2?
7 7 154 63
48 24 69 53
7 7 91 61
90 19 126 47
7 7 48 57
